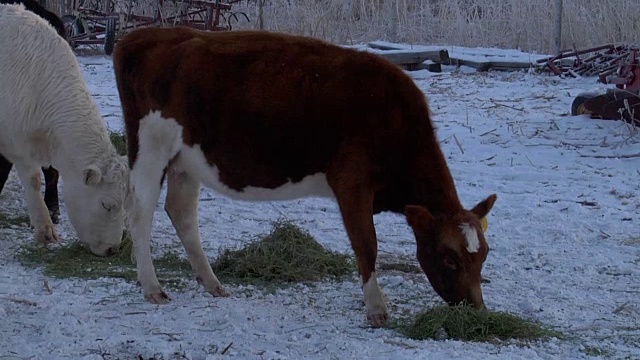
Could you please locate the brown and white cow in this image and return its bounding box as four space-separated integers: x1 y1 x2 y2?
113 27 497 327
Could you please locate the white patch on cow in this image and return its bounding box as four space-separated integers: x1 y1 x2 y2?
129 111 181 206
128 110 183 216
177 145 335 202
362 272 382 303
140 110 184 155
459 222 480 253
361 272 388 322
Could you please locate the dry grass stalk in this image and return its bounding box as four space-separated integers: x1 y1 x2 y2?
45 0 640 54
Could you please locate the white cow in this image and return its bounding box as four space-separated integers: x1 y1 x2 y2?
0 4 128 256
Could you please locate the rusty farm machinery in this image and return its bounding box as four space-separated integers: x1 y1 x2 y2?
61 0 248 55
538 44 640 126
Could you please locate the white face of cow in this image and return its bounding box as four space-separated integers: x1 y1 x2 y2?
64 157 128 256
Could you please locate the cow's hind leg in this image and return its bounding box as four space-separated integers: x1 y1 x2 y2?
127 111 183 304
165 166 228 297
0 155 12 195
0 157 60 224
327 158 388 327
15 164 59 244
42 166 60 224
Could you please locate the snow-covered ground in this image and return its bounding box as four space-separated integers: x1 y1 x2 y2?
1 47 639 360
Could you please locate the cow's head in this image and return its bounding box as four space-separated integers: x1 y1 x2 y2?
64 155 129 256
405 194 497 308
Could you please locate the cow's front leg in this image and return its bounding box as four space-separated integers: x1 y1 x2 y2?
329 173 388 327
15 164 59 244
338 192 388 327
127 162 167 304
0 155 13 195
165 167 228 297
127 110 185 304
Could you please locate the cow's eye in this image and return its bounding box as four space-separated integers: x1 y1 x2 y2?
443 256 458 270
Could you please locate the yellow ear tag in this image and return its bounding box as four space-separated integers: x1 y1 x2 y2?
480 217 488 233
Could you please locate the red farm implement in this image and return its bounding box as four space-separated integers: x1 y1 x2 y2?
538 44 640 125
61 0 248 55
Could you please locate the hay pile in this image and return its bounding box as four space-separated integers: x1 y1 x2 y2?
398 304 562 342
17 232 191 283
18 232 137 280
0 213 30 228
17 221 353 288
212 220 354 284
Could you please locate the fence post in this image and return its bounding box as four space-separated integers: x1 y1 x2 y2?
553 0 563 54
389 0 398 43
258 0 265 30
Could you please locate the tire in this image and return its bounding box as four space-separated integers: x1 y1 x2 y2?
104 18 117 56
571 92 600 116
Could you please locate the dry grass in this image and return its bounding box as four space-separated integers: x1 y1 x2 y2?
16 220 354 290
396 304 563 342
16 232 191 285
46 0 639 53
0 213 30 228
228 0 640 53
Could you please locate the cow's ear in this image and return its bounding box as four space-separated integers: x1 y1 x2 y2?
470 194 497 219
405 205 434 236
83 165 102 186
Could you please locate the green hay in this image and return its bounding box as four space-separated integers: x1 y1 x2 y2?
212 220 355 284
108 130 127 156
0 213 30 228
16 232 191 287
397 304 562 343
16 221 354 290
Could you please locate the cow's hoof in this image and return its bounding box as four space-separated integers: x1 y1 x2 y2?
367 311 390 328
36 226 59 244
144 291 171 304
208 285 230 297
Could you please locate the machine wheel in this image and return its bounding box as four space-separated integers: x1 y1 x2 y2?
571 92 600 116
104 18 117 56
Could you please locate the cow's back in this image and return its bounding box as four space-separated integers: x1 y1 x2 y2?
0 4 75 100
0 4 98 162
114 27 434 190
0 6 63 132
0 0 66 37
